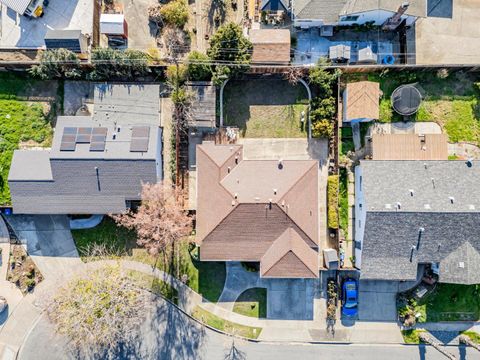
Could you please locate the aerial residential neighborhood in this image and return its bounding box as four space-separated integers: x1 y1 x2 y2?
0 0 480 359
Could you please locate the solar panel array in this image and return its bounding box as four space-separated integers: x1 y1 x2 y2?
59 127 108 152
130 126 150 152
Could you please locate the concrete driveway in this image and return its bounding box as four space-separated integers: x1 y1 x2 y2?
358 280 399 321
118 0 159 50
414 0 480 65
5 215 81 280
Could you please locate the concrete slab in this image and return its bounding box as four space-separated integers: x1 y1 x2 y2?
0 0 93 49
414 0 480 65
358 280 399 321
118 0 159 50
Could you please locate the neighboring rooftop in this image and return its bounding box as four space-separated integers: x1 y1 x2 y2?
360 160 480 212
343 81 380 121
341 0 427 17
361 212 480 284
8 151 52 181
293 0 347 23
250 29 291 64
371 134 448 160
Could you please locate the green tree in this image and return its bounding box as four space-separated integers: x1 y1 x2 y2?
207 23 252 83
88 48 149 80
187 51 212 81
309 59 340 98
160 0 189 28
312 119 333 138
310 96 336 121
29 49 81 80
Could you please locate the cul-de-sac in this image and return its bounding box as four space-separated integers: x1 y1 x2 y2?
0 0 479 359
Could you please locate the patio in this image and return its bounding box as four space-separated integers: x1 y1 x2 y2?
0 0 93 49
294 27 399 66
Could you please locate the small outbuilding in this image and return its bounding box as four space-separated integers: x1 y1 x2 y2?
186 82 216 129
100 13 128 38
342 81 380 123
250 29 291 65
44 30 88 53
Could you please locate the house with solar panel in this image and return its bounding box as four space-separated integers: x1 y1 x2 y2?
8 83 162 214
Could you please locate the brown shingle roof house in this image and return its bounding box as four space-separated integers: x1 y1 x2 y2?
250 29 291 65
196 142 319 278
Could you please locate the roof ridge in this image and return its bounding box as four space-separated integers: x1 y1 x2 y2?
263 249 318 278
198 143 243 169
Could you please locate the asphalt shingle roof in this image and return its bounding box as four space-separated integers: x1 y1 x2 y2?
294 0 347 23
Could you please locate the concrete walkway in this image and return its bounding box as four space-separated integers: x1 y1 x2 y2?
69 215 104 230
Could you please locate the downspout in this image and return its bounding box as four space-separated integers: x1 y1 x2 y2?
298 78 312 139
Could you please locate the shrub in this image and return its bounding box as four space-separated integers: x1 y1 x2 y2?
160 0 189 28
166 64 188 86
327 175 339 229
29 49 81 80
309 59 340 98
311 96 336 121
187 51 212 81
88 48 150 80
312 119 333 138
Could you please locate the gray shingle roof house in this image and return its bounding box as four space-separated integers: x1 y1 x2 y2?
293 0 426 28
355 160 480 285
8 84 162 215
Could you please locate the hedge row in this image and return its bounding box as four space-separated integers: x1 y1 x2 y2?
327 175 339 229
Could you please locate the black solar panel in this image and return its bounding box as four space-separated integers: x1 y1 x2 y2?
130 138 149 152
92 127 108 135
60 141 76 151
63 127 78 135
90 142 106 152
131 126 150 138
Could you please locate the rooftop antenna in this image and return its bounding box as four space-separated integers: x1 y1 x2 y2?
417 227 424 250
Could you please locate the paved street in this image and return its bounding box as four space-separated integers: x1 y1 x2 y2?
18 296 479 360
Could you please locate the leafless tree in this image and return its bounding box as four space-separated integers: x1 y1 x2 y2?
283 67 306 85
113 182 192 261
223 335 246 360
46 264 147 359
459 334 480 352
419 332 456 360
163 26 187 60
148 4 163 26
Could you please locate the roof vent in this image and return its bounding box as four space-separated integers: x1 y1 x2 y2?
231 200 235 206
273 188 277 195
396 202 401 210
278 159 283 170
431 178 435 188
449 196 455 204
234 193 238 199
424 204 431 209
466 159 473 168
385 203 391 209
458 262 465 268
409 189 414 196
254 197 260 202
227 167 231 173
281 200 285 207
112 132 117 140
469 204 475 210
424 163 427 169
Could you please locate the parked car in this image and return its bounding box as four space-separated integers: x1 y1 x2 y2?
342 279 358 318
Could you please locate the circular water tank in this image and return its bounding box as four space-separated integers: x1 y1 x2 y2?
391 85 422 116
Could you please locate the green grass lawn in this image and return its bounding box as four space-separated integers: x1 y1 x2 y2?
462 331 480 344
232 288 267 318
192 306 262 339
0 99 52 205
415 284 480 322
72 220 226 303
401 329 425 344
128 270 179 305
224 79 308 138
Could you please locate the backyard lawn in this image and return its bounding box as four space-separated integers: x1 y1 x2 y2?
232 287 267 318
72 220 226 303
346 70 480 146
223 79 309 138
0 73 57 205
414 284 480 322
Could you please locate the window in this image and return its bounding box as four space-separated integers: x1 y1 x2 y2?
341 15 359 22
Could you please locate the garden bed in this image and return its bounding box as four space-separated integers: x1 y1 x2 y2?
7 245 43 294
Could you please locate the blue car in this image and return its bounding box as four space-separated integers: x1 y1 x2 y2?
342 279 358 318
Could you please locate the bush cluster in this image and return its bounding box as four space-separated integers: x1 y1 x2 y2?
327 175 339 229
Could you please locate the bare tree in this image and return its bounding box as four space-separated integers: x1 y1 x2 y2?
148 4 163 26
46 264 146 359
163 26 187 60
113 182 192 260
419 332 456 360
459 334 480 352
283 67 306 86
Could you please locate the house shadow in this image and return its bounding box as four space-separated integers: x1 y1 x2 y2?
427 0 453 19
